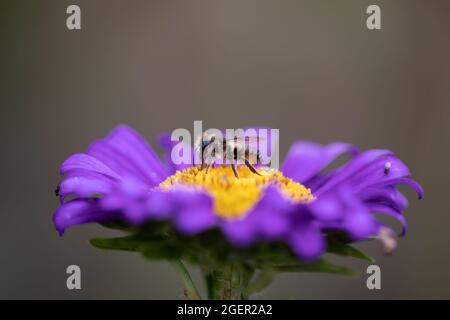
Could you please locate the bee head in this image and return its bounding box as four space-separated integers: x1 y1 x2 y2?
202 136 215 150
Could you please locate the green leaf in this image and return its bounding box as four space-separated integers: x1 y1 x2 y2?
246 269 277 295
99 221 135 232
273 259 357 277
90 235 183 260
90 236 144 251
327 237 374 262
140 242 182 260
249 243 300 267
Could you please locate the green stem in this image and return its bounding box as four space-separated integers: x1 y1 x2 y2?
171 260 202 300
202 263 253 300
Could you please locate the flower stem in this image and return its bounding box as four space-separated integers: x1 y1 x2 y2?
202 263 253 300
171 260 202 300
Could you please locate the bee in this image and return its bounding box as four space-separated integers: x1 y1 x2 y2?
195 132 264 178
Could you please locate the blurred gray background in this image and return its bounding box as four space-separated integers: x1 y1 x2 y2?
1 0 449 299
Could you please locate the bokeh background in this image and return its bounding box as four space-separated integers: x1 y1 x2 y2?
1 0 449 299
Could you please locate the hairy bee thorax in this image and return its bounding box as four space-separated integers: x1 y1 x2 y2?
195 132 265 177
158 166 315 219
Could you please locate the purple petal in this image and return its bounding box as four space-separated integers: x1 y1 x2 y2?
343 155 414 194
146 190 175 220
60 153 120 179
282 141 358 183
221 187 293 246
59 176 114 200
343 211 379 240
370 178 423 200
359 187 408 214
222 218 258 248
53 199 117 235
288 224 326 262
315 150 423 200
308 194 344 221
368 204 408 236
100 177 150 224
252 187 294 239
172 190 216 235
341 195 379 239
87 125 167 186
315 149 393 195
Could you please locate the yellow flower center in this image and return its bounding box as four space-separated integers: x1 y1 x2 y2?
158 166 315 219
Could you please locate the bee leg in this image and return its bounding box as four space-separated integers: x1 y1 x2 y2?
200 157 205 170
200 155 209 170
244 159 261 176
231 163 240 178
206 160 214 173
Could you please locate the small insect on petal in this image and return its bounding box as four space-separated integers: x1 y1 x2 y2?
54 185 60 196
378 226 397 255
384 161 391 175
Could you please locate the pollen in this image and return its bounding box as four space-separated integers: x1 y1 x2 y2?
158 166 315 219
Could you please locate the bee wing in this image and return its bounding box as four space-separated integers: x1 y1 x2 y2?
222 137 264 153
231 136 265 144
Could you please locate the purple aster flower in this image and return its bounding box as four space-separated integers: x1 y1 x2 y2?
53 125 422 299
